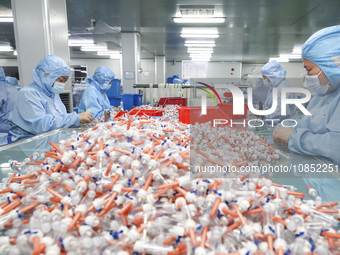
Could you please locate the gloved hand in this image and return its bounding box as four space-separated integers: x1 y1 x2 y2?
272 126 294 145
78 112 93 124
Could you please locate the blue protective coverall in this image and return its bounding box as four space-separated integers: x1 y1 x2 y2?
0 67 18 145
287 25 340 202
252 78 270 109
5 76 20 90
8 55 80 142
78 66 115 119
262 60 297 122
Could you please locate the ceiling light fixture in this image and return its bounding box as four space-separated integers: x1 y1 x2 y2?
69 40 95 47
188 50 214 54
182 28 218 34
181 28 219 38
185 40 215 44
181 34 219 38
97 51 120 55
0 17 13 22
179 5 215 15
80 46 107 51
190 54 212 58
0 46 13 51
279 54 302 59
185 43 216 47
173 17 225 23
187 47 215 51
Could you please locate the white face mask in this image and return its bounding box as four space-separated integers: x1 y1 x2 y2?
303 70 330 96
106 84 112 91
51 81 65 94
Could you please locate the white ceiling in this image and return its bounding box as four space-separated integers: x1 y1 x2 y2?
1 0 340 63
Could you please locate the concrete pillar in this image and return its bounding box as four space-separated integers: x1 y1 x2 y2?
11 0 70 90
155 56 166 84
121 32 141 93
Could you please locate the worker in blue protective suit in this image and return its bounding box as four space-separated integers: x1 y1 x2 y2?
5 76 20 90
0 67 18 146
273 25 340 202
78 66 116 119
261 60 297 123
252 78 270 110
8 55 93 142
172 75 182 84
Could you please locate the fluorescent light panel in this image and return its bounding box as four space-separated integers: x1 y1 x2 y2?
173 17 225 23
187 47 214 51
190 54 212 58
190 56 211 59
188 51 214 55
279 54 301 59
182 28 218 34
185 40 215 44
81 46 107 51
181 34 219 38
97 51 120 55
0 46 13 51
69 40 95 47
185 43 216 47
0 17 13 22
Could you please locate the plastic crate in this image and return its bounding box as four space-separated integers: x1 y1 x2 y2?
158 97 187 107
109 97 121 107
106 78 121 98
223 92 233 98
121 94 135 111
218 103 248 119
133 94 143 107
115 109 164 118
178 106 231 125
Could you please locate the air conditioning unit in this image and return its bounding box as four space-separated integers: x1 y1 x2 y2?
179 5 215 16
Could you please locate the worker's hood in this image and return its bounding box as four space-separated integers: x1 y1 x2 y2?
88 66 115 92
302 25 340 91
6 76 18 86
261 60 287 87
32 55 70 97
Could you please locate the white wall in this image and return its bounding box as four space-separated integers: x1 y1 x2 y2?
166 61 242 84
139 59 155 84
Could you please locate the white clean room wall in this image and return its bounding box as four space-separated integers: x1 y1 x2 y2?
139 59 156 84
166 61 242 84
